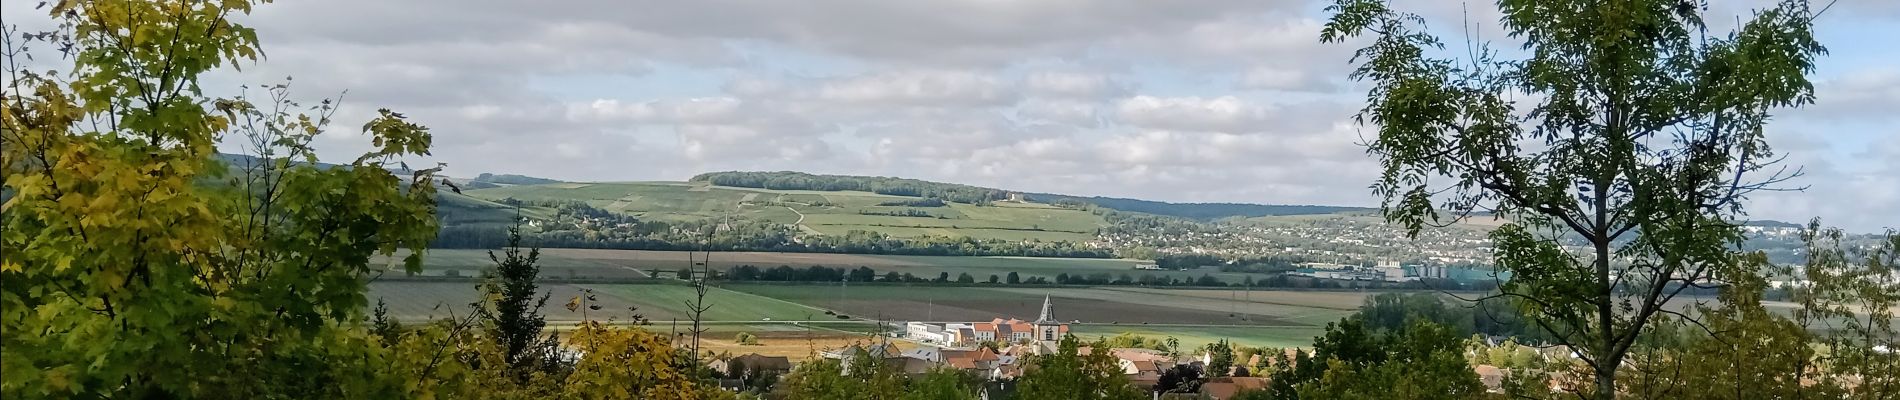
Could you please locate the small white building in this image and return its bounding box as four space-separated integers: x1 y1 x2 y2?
906 322 954 343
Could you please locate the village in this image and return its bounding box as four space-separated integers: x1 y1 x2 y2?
706 296 1584 399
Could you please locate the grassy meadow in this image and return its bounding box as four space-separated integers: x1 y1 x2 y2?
369 280 1383 350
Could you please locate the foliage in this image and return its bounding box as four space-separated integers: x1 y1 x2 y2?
734 331 762 346
0 0 441 397
1356 292 1545 342
773 352 906 400
482 221 565 381
560 321 707 400
904 368 981 400
1322 0 1828 397
1294 321 1485 400
1205 339 1236 377
1014 335 1144 400
1155 364 1204 394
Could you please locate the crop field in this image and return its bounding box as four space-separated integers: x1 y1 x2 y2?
381 249 656 280
722 284 1346 326
371 280 1377 349
407 248 1273 283
369 281 826 322
460 182 1107 242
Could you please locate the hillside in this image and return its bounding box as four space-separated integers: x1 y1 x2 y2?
459 181 1104 242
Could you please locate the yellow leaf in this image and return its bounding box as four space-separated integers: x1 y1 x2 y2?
0 261 20 273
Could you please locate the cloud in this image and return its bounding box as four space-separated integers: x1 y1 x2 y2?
1023 72 1127 98
7 0 1891 229
817 70 1015 106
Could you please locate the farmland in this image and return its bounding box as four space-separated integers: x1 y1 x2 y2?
369 280 1385 349
458 181 1105 242
396 248 1272 282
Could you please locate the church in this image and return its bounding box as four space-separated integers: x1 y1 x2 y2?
935 295 1069 349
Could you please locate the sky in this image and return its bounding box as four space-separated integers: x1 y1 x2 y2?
4 0 1896 232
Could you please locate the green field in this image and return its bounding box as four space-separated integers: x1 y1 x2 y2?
370 281 826 322
369 281 1378 349
400 248 1270 282
459 181 1104 242
382 249 657 280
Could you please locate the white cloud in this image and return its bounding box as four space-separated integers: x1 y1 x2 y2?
1114 96 1277 133
817 70 1015 106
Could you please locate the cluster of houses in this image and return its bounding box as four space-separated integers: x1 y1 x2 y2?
902 297 1069 347
1288 260 1454 282
710 296 1584 399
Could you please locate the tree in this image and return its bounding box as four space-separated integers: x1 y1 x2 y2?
1014 335 1143 400
1288 320 1486 400
483 220 563 381
1205 339 1236 377
1321 0 1827 397
774 352 905 400
1156 364 1204 394
1007 272 1022 285
561 321 706 400
936 272 951 283
956 272 975 284
1 1 442 396
904 368 980 400
988 274 1000 284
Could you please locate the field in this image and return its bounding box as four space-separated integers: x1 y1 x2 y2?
399 248 1271 282
459 181 1105 242
369 281 827 322
370 281 1384 349
380 249 657 280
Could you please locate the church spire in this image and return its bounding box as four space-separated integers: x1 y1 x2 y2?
1036 295 1055 323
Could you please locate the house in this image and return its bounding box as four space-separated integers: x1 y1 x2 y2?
1474 364 1505 392
823 342 902 371
710 353 792 377
907 322 953 343
1110 348 1172 389
1199 377 1271 399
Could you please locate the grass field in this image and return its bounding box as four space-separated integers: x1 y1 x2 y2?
402 248 1268 282
369 281 828 322
460 181 1106 242
370 281 1383 350
381 249 656 280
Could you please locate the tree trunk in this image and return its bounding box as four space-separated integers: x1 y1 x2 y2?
1595 364 1616 400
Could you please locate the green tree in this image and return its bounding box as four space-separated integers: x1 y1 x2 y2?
1 0 441 397
1014 335 1143 400
904 368 980 400
1007 271 1021 285
483 220 563 381
1294 321 1485 400
1205 339 1236 377
1321 0 1827 398
774 351 905 400
956 272 975 284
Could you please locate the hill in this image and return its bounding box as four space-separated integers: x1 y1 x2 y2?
691 171 1369 220
471 173 563 185
1024 193 1375 220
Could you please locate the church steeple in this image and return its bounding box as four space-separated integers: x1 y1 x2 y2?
1035 295 1055 324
